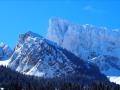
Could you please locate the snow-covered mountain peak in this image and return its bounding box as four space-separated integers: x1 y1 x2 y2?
0 42 13 60
47 18 120 78
47 18 120 59
25 31 43 38
8 31 108 82
19 31 43 42
49 17 70 26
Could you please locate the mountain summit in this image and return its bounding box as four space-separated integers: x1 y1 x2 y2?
0 42 13 60
47 18 120 76
8 31 108 83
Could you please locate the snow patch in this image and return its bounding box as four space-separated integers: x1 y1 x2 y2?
0 59 10 66
108 76 120 85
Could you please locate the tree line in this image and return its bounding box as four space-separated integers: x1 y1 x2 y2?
0 66 120 90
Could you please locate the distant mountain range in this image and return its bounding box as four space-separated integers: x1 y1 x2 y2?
0 18 120 84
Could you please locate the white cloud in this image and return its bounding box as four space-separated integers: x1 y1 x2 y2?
83 5 104 14
83 5 94 11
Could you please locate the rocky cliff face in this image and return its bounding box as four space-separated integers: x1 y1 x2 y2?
8 31 107 82
47 18 120 76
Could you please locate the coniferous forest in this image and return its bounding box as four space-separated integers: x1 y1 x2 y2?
0 66 120 90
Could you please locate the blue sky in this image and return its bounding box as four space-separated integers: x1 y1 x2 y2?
0 0 120 48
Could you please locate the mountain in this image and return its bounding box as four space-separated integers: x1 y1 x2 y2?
7 31 108 83
0 42 13 60
91 55 120 76
47 18 120 76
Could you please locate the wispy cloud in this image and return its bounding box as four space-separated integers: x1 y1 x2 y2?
83 5 104 14
83 5 94 11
